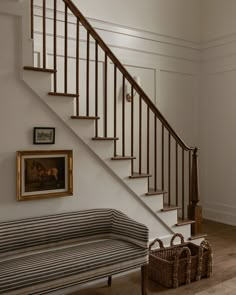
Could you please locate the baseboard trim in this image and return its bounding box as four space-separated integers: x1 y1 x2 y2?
203 207 236 226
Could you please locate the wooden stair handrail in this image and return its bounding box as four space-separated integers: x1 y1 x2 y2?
63 0 196 152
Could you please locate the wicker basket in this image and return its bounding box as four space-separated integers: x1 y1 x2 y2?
148 233 212 288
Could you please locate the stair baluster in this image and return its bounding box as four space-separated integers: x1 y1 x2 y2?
64 3 68 93
122 75 125 156
31 0 34 39
154 116 157 192
176 142 179 206
113 65 117 156
95 41 98 136
139 96 142 174
168 132 171 206
162 124 165 191
42 0 46 69
182 148 185 219
76 17 80 116
131 86 134 174
86 31 90 116
104 53 108 137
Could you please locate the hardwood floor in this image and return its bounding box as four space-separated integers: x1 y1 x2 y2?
70 220 236 295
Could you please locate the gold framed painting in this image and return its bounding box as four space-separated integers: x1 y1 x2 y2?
16 150 73 201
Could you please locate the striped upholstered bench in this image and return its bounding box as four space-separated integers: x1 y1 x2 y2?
0 208 149 295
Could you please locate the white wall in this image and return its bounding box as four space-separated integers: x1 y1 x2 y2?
0 0 201 231
201 0 236 41
200 0 236 225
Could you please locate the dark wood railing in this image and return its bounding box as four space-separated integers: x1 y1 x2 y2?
30 0 201 235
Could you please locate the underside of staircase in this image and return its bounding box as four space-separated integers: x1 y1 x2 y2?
18 0 205 244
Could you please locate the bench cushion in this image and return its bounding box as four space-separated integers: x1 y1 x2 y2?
0 239 148 295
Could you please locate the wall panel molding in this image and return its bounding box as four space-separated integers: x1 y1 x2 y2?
202 33 236 64
202 33 236 50
33 5 200 63
33 4 200 50
160 69 197 77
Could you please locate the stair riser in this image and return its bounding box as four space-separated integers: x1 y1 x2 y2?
172 224 191 239
23 71 51 94
68 120 95 143
89 141 115 161
124 178 148 196
46 96 74 120
156 210 178 227
105 159 132 179
141 195 164 212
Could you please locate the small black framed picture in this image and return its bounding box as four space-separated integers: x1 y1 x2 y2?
33 127 55 144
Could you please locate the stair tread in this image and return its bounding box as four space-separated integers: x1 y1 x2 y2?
129 172 152 179
161 204 181 212
146 189 167 196
71 116 100 120
24 66 56 73
176 219 195 226
48 92 79 97
111 155 136 160
92 137 119 141
189 233 207 240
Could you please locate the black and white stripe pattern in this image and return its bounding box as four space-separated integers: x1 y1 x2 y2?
0 209 112 256
0 209 148 294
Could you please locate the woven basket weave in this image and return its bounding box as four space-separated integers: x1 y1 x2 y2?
148 233 212 288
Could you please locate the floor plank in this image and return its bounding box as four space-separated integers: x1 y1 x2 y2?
69 220 236 295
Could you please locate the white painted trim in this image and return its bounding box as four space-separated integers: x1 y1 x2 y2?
160 69 198 78
203 68 236 76
202 52 236 63
202 33 236 62
33 30 200 63
203 202 236 226
202 33 236 50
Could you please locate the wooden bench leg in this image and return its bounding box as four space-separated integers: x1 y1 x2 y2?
108 275 112 287
141 265 147 295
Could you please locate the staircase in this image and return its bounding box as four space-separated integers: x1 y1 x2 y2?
20 0 204 243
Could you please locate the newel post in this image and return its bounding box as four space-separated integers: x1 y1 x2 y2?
188 147 202 235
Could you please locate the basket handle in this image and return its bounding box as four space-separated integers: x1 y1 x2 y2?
196 240 213 280
149 238 164 252
172 246 191 288
170 233 185 246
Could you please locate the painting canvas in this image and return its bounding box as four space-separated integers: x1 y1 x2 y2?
17 150 73 201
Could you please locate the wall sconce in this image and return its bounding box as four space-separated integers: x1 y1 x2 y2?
126 76 141 102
